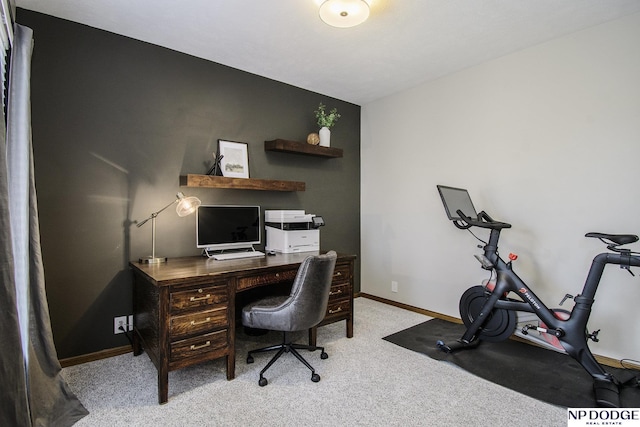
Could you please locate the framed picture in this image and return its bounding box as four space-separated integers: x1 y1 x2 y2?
218 140 250 179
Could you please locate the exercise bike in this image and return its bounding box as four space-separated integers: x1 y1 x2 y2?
435 185 640 408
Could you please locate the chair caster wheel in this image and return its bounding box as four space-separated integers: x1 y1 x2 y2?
247 355 254 364
311 373 320 382
259 377 268 387
320 351 328 359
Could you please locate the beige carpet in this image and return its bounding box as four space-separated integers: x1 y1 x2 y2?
62 298 567 426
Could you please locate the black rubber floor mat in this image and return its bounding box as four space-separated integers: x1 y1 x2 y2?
383 318 640 408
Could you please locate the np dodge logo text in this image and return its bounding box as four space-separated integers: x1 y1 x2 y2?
567 408 640 427
518 288 541 310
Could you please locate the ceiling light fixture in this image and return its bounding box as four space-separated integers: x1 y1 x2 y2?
318 0 370 28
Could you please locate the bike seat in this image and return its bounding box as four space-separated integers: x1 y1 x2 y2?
585 232 639 246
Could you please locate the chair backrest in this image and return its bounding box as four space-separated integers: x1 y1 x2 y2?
283 250 337 331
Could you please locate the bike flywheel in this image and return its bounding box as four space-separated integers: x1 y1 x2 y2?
459 285 516 342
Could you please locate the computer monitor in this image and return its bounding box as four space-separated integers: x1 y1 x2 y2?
196 205 261 251
437 185 478 221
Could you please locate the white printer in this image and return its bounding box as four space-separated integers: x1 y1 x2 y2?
264 210 325 253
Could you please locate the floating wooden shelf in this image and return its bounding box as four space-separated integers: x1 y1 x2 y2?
179 174 305 192
264 139 343 158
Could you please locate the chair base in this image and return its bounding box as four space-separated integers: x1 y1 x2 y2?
246 331 328 386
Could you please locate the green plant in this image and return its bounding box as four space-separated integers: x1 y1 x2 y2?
314 103 341 128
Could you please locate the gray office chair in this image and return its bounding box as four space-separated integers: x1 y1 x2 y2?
242 251 337 386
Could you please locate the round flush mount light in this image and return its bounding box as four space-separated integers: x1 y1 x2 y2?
319 0 370 28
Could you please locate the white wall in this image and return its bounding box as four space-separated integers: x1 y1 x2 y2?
361 12 640 361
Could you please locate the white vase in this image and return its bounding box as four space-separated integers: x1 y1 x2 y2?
319 126 330 147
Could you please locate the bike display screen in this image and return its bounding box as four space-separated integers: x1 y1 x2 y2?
437 185 478 221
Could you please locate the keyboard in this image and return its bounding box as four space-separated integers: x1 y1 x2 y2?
210 251 265 261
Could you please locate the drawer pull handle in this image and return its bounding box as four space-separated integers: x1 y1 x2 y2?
329 290 343 296
190 317 211 326
190 294 211 302
275 273 280 278
334 272 342 277
328 307 343 314
190 341 211 351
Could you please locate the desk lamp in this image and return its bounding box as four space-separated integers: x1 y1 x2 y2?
137 192 201 264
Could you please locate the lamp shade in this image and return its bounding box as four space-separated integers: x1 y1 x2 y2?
319 0 370 28
176 192 201 217
137 192 202 264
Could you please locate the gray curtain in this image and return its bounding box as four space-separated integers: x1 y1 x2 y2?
0 24 88 426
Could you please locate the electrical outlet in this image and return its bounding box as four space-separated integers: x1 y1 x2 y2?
391 281 398 293
114 316 127 334
128 315 134 332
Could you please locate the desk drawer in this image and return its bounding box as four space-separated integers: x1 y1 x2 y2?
170 285 228 313
170 307 228 339
170 330 228 362
328 283 350 301
237 269 298 291
325 299 350 318
332 264 351 285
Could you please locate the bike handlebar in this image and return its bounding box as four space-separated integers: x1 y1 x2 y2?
452 209 639 257
454 209 512 230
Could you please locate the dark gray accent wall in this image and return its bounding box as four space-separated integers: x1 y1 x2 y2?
17 9 360 359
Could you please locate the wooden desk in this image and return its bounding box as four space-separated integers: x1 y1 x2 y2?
130 252 355 404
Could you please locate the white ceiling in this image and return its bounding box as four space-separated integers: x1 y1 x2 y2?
14 0 640 105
